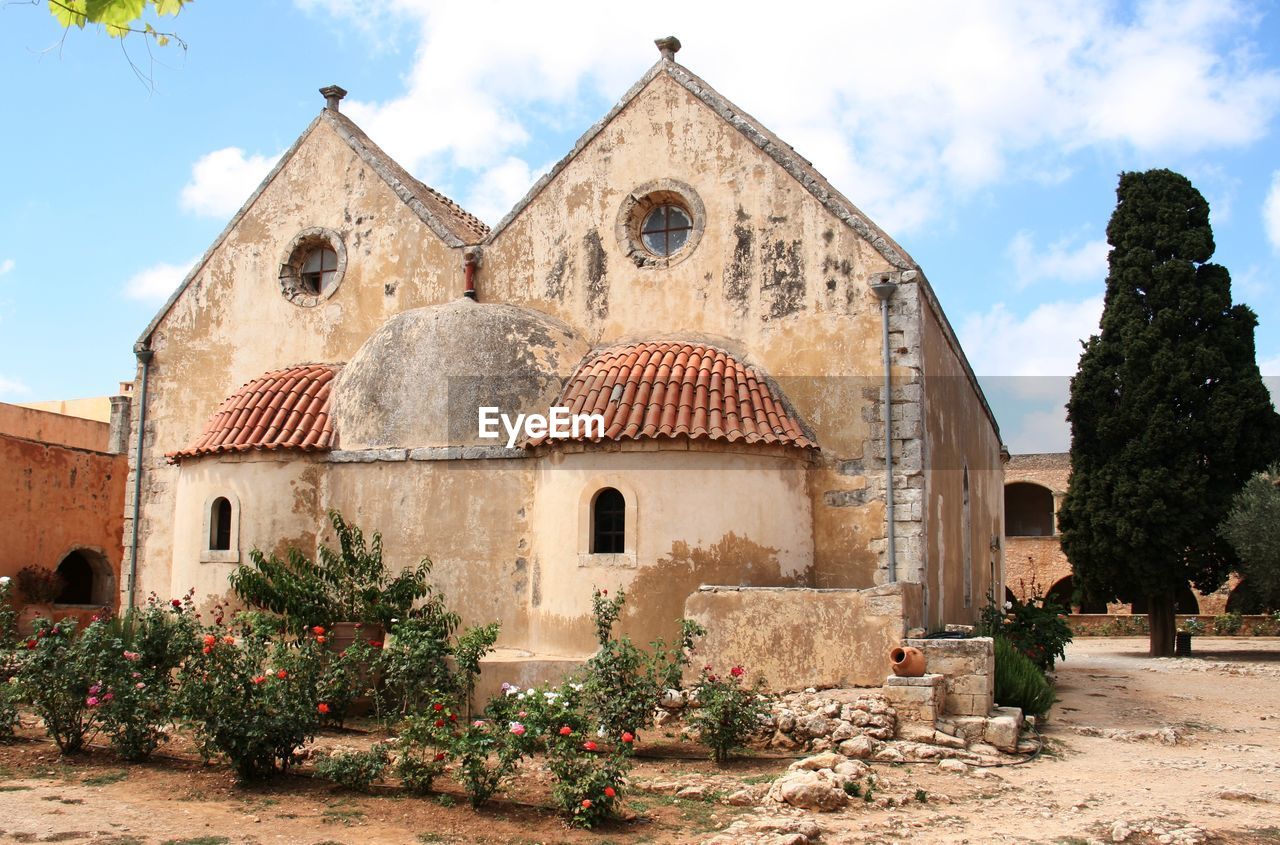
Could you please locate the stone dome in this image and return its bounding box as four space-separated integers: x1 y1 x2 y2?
334 299 587 449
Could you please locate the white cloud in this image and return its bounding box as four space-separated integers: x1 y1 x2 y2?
1006 407 1072 455
960 296 1104 392
294 0 1280 233
1007 231 1109 289
123 258 196 302
181 147 279 218
0 375 30 398
464 157 546 226
1264 170 1280 251
0 259 13 277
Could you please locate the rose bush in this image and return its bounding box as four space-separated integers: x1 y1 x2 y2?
687 664 770 764
176 627 323 780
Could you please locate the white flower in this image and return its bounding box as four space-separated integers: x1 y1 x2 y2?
543 691 558 701
1003 601 1013 611
0 576 10 585
570 683 584 692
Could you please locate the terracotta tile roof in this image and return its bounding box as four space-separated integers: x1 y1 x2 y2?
168 365 338 462
530 342 816 449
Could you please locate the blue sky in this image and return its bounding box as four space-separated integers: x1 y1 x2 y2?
1 1 1278 452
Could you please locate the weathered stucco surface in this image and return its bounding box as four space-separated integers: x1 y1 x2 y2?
920 295 1004 628
1 404 126 617
684 583 924 689
126 55 1006 687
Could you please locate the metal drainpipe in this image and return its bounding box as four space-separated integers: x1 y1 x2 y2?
126 344 154 611
870 276 899 582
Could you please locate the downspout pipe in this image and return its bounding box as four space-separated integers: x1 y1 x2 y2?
126 343 154 611
870 277 899 582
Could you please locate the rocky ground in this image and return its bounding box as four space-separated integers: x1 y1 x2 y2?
0 637 1278 844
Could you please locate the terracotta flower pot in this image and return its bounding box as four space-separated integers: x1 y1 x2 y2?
889 645 926 677
326 622 386 718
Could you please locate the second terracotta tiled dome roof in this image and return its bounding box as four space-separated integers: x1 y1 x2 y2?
168 364 337 461
531 341 816 448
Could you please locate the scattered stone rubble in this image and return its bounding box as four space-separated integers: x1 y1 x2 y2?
1107 818 1207 844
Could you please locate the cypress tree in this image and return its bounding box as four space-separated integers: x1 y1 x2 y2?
1059 169 1280 657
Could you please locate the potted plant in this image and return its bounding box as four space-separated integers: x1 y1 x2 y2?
15 565 66 635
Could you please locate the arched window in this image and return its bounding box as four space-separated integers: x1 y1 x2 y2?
202 494 240 563
591 488 626 554
1005 482 1055 536
210 497 233 551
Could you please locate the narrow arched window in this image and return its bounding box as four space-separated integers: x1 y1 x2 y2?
210 497 233 551
591 488 626 554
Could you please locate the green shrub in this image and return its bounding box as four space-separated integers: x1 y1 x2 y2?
993 636 1054 717
687 665 770 764
375 619 499 720
314 743 390 791
0 576 17 649
579 589 703 739
393 712 453 794
176 630 323 781
17 619 101 752
978 588 1072 670
1213 611 1244 636
229 510 436 635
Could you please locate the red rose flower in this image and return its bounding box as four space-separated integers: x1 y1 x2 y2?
583 740 598 752
312 625 325 635
369 640 384 648
432 703 444 712
202 634 216 647
276 669 287 679
171 599 182 608
252 675 266 684
25 639 36 650
604 786 616 798
581 799 592 809
730 666 745 678
433 752 446 762
201 646 211 655
316 635 326 644
318 702 330 715
449 713 457 722
559 726 572 736
621 731 634 744
434 719 445 728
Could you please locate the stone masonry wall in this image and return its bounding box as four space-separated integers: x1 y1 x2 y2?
903 637 994 717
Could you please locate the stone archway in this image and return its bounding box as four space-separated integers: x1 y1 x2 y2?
54 548 114 607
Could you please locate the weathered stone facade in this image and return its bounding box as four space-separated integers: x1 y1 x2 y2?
1 402 128 627
124 42 1005 688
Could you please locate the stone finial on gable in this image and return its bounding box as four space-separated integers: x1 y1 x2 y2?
655 36 681 61
320 85 348 112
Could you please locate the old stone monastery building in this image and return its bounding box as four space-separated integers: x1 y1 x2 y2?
126 39 1006 688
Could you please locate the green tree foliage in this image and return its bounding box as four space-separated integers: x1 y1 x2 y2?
1059 169 1280 656
1220 465 1280 610
48 0 191 45
229 510 436 635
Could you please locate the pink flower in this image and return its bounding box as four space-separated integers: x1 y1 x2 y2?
123 651 140 661
473 720 486 728
583 740 598 752
102 693 114 702
135 682 146 690
509 722 526 736
86 696 99 707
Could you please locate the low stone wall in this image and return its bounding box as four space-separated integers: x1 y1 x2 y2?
683 582 925 690
902 637 994 717
1068 613 1280 637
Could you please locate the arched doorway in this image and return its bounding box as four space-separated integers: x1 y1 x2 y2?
54 549 114 607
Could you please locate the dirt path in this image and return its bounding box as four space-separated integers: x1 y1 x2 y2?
1 638 1277 844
